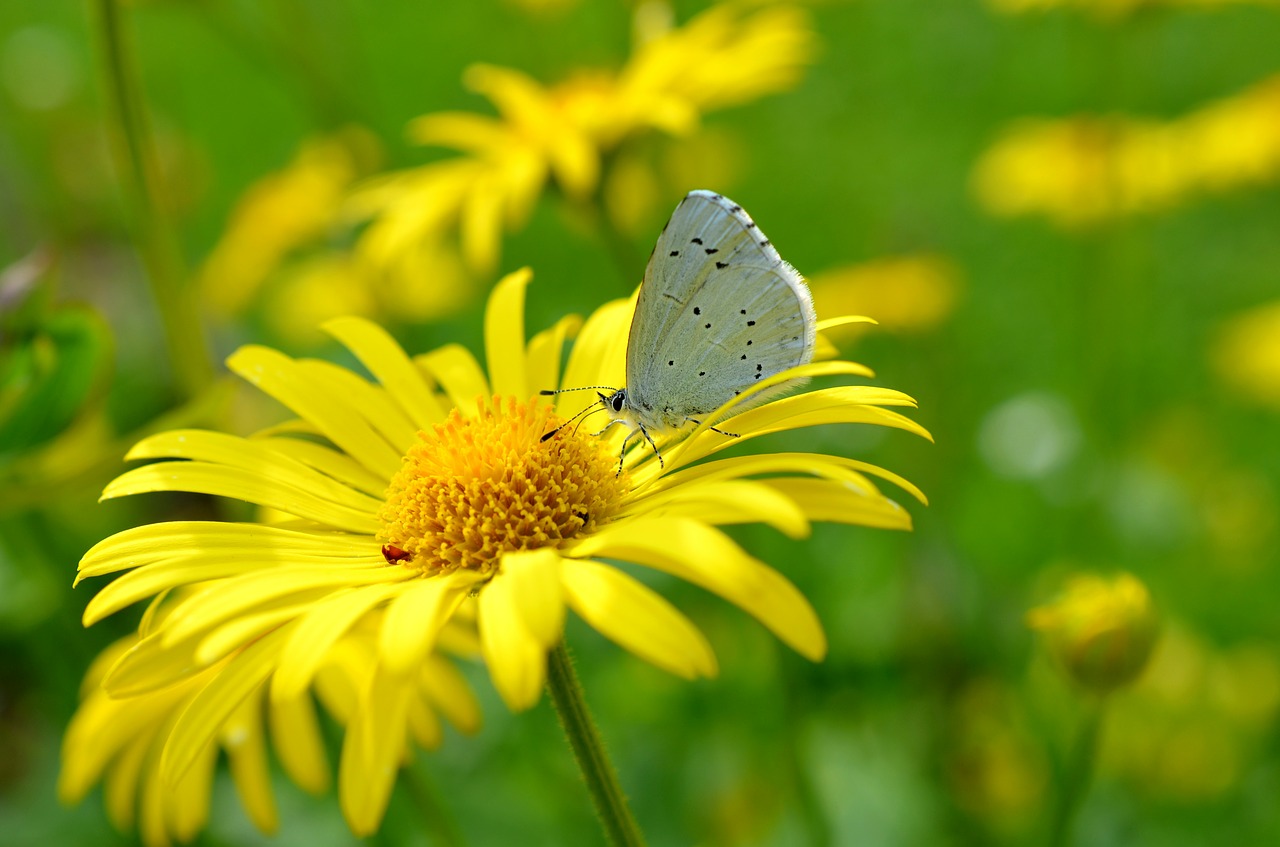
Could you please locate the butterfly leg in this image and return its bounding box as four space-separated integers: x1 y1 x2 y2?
687 418 740 439
638 422 664 469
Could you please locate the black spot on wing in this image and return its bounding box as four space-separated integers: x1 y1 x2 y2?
693 306 701 315
692 237 703 245
715 261 728 269
704 247 718 255
669 250 679 257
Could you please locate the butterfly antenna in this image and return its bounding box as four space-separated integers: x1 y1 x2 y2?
539 386 616 396
540 397 607 442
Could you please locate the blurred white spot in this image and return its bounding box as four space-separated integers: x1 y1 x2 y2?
978 391 1081 479
1106 462 1191 549
2 26 79 111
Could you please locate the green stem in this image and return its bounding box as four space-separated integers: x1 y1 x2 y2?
1049 698 1107 847
93 0 213 399
546 642 647 847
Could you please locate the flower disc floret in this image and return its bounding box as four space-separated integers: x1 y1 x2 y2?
379 396 628 575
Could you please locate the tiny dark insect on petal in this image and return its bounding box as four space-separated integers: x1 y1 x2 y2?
382 544 412 564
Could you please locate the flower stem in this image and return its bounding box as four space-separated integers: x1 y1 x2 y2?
93 0 213 399
1049 697 1106 847
546 642 647 847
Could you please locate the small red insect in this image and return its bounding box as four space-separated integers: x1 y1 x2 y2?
382 544 412 564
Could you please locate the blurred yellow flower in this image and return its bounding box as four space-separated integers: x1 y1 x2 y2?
1211 300 1280 410
199 127 381 318
1103 625 1280 800
972 75 1280 226
348 2 816 274
809 255 961 335
60 608 480 846
1028 572 1159 693
70 268 927 837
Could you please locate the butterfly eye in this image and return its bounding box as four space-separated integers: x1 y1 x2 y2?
611 391 626 413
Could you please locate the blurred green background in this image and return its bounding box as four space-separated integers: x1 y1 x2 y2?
3 0 1280 844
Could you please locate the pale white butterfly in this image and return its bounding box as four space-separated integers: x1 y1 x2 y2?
544 189 816 469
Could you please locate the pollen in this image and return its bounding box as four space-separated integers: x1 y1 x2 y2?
378 397 628 575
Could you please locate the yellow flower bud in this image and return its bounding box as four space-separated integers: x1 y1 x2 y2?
1028 572 1159 694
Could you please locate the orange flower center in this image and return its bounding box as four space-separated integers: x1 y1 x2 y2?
378 396 628 575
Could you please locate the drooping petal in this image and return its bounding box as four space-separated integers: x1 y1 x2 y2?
500 548 565 648
338 665 413 836
161 627 289 787
271 583 405 702
377 571 479 675
478 572 547 710
222 691 279 835
569 516 826 660
420 654 482 735
268 688 330 794
561 558 717 678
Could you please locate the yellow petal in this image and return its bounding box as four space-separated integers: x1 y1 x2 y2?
101 736 148 831
125 430 386 514
338 665 412 836
222 691 278 835
167 741 217 844
569 517 826 660
257 436 389 499
483 268 533 399
420 654 482 735
377 572 477 675
407 697 443 749
104 630 204 697
78 521 373 583
561 558 717 678
499 548 565 648
556 296 632 419
268 689 330 794
271 582 404 702
415 344 489 417
161 627 288 786
160 565 407 648
322 316 447 428
627 479 810 539
102 461 380 534
526 313 582 397
478 573 547 710
407 111 513 153
296 360 419 453
227 344 403 479
460 169 511 272
765 478 913 531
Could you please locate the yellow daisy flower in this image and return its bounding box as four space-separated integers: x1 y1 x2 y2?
349 3 816 273
70 267 926 836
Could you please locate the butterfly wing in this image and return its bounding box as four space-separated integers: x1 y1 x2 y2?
625 190 816 431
